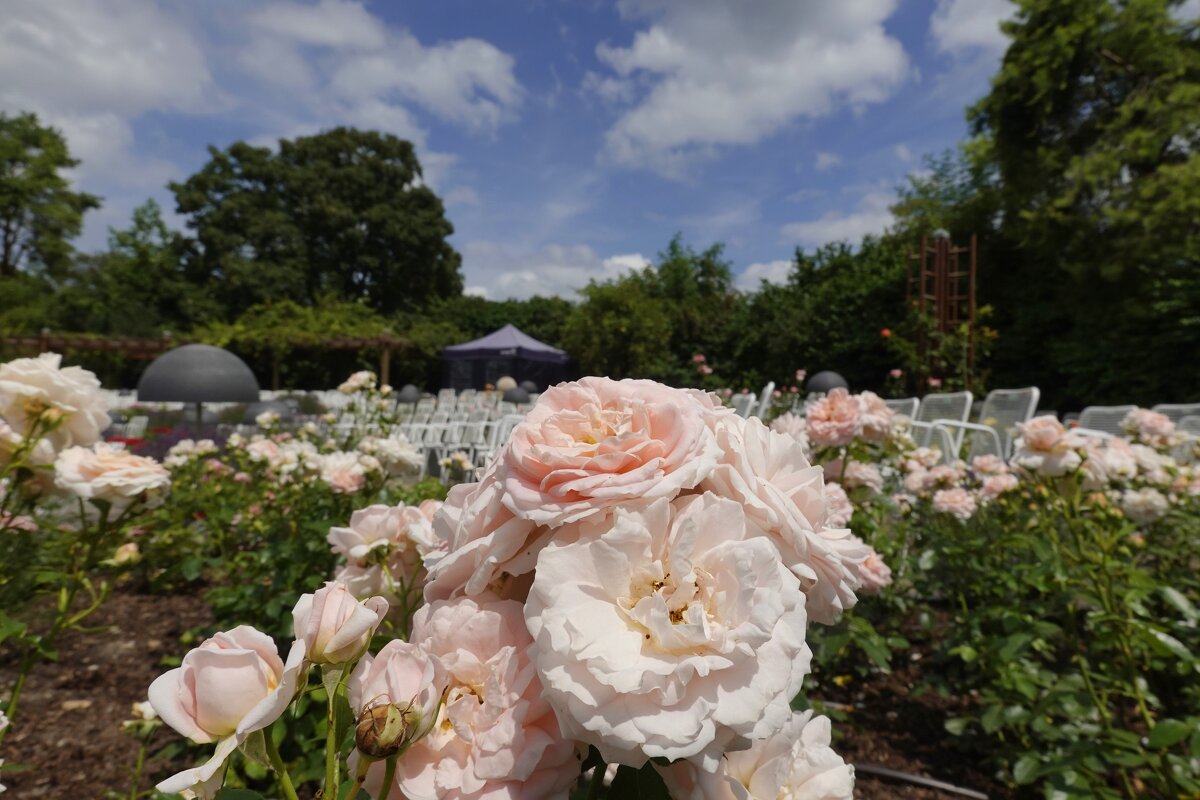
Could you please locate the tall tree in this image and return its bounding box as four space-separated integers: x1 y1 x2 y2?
0 112 100 278
172 128 463 318
969 0 1200 404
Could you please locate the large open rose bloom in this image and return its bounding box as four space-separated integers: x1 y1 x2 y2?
700 416 865 625
54 442 170 512
525 493 811 771
331 501 440 601
500 377 723 526
0 353 110 452
658 710 854 800
148 626 306 797
372 596 578 800
805 389 862 449
1012 416 1082 476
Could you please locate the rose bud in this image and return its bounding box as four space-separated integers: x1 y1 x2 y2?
355 702 419 759
292 581 388 665
348 639 443 758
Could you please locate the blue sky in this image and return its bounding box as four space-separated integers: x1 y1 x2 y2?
0 0 1014 299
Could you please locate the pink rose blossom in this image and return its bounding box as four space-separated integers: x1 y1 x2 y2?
856 549 893 595
1121 408 1176 444
932 487 977 520
330 502 440 604
889 368 903 379
806 388 863 449
971 454 1008 476
823 482 853 529
292 581 388 665
1013 416 1082 476
372 596 579 800
0 512 36 532
347 638 444 758
979 473 1019 502
149 627 306 796
841 461 883 494
525 494 811 771
658 710 854 800
927 377 943 388
500 377 723 526
856 391 894 442
54 442 170 513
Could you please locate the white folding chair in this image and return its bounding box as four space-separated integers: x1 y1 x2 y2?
933 388 1037 460
1152 403 1200 423
884 397 919 420
1078 405 1137 437
754 382 776 419
731 393 757 418
913 391 973 451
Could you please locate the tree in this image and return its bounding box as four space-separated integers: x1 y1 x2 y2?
0 112 100 278
968 0 1200 405
54 200 216 336
172 128 463 318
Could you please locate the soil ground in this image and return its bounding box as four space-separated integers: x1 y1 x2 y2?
1 591 1017 799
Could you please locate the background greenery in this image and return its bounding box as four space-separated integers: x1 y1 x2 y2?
1 0 1198 410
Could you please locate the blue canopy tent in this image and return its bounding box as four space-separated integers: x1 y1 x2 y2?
441 324 571 390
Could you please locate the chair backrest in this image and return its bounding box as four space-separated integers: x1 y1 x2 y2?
908 421 957 462
1180 415 1200 436
915 391 973 426
125 415 149 438
884 397 919 420
731 393 757 418
1152 403 1200 423
970 387 1039 459
496 401 516 416
754 382 776 419
1078 405 1137 436
415 398 436 415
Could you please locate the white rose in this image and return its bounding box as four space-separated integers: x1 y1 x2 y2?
0 353 110 452
54 442 171 513
525 493 811 771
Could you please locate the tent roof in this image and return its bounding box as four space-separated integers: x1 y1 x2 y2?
442 324 568 363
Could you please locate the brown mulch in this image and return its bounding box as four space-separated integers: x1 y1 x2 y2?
2 591 1017 799
0 590 213 798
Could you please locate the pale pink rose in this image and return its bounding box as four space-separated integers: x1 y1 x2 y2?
795 369 807 382
702 416 865 625
0 512 36 532
856 391 894 442
501 377 723 526
905 447 943 471
1013 416 1083 477
338 369 376 394
233 471 251 483
769 412 810 451
292 581 388 665
148 626 306 796
658 710 854 800
245 438 282 465
54 442 170 513
823 482 853 529
971 454 1008 476
367 596 579 800
321 451 372 494
932 487 977 521
979 473 1019 502
525 494 811 771
889 368 903 379
0 353 110 452
1121 487 1169 525
347 638 444 753
856 548 893 595
841 461 883 494
422 464 548 602
1122 408 1176 444
927 377 943 388
805 389 863 449
902 468 930 495
1129 443 1172 484
908 463 965 494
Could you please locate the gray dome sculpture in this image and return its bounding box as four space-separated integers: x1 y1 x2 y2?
805 370 849 395
137 344 260 403
502 386 530 404
396 384 422 403
519 380 539 393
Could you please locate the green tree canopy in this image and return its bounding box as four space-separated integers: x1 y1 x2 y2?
171 127 463 318
0 112 100 278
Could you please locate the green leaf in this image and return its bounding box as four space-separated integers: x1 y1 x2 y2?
1148 718 1192 749
1161 587 1199 622
1013 754 1040 785
215 790 266 800
944 716 969 735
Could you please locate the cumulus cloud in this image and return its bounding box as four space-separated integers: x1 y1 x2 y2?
894 143 913 162
814 152 843 172
735 259 792 291
461 242 650 300
0 0 523 248
930 0 1014 56
593 0 910 175
782 190 895 248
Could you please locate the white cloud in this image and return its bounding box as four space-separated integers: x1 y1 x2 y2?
782 190 895 248
894 143 913 162
461 242 651 300
594 0 910 174
814 152 843 172
930 0 1014 56
444 187 481 207
736 259 792 291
